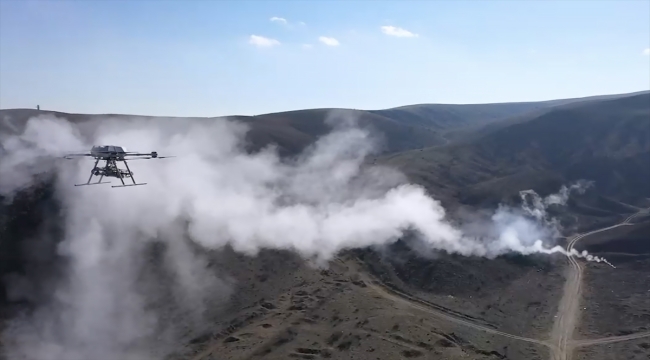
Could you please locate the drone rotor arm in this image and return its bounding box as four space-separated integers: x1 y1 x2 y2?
63 153 93 159
123 152 175 159
123 152 157 157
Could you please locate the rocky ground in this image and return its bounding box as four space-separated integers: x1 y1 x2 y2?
178 252 553 360
578 256 650 339
575 338 650 360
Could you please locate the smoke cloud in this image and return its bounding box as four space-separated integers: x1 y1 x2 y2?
0 113 611 359
520 180 594 222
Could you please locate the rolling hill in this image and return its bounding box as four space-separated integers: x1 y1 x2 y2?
1 90 649 360
3 90 646 157
381 92 650 209
370 90 650 131
0 108 446 157
2 90 648 291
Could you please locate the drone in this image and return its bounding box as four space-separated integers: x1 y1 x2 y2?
63 145 174 188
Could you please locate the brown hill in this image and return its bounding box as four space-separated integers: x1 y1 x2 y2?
0 107 446 157
4 90 645 156
381 93 650 208
1 91 649 360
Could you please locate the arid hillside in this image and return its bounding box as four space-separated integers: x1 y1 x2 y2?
1 91 649 360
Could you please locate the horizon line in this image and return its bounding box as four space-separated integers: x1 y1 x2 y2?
1 89 648 119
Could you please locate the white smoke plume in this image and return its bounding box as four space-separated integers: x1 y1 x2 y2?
0 113 611 359
520 180 594 222
499 182 614 267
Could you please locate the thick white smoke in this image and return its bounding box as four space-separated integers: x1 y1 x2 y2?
520 180 594 222
0 113 610 359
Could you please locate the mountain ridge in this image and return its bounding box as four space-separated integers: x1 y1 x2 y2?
2 90 648 157
1 90 650 360
380 92 650 214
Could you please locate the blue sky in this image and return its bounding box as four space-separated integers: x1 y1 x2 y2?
1 0 649 117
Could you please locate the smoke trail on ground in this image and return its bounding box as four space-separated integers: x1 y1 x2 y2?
0 112 610 359
492 183 615 267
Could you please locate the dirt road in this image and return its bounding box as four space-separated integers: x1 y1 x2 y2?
185 206 650 360
548 208 650 360
354 263 553 347
571 331 650 347
353 207 650 360
357 248 650 358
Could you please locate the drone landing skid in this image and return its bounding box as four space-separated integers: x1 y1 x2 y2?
112 183 147 188
75 181 111 187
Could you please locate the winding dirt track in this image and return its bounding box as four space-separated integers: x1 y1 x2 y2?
571 331 650 347
548 208 650 360
188 207 650 359
353 207 650 360
355 265 552 347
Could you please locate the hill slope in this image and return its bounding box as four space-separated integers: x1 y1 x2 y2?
381 93 650 215
370 90 649 132
3 90 646 157
0 108 446 157
1 91 649 360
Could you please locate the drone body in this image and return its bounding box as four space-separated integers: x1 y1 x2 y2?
64 145 173 188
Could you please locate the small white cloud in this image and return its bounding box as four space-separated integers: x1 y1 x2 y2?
380 25 418 38
299 21 306 26
249 35 280 48
302 44 313 49
643 48 650 56
270 17 287 24
318 36 339 46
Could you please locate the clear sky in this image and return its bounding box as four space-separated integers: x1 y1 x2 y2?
1 0 649 117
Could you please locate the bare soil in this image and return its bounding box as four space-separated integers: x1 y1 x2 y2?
578 256 650 339
574 338 650 360
176 251 558 360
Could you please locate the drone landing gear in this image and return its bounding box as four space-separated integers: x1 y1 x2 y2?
75 181 111 187
111 159 147 188
112 184 147 188
75 159 111 186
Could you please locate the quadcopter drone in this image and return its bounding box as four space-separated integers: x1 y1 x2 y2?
63 145 174 188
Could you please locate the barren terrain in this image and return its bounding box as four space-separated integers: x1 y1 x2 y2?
574 338 650 360
579 254 650 340
546 207 650 360
179 253 554 360
175 209 650 360
169 209 650 360
1 92 649 360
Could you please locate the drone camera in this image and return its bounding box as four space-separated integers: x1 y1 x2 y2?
151 151 158 158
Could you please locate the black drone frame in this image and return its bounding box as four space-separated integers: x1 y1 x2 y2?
64 150 173 188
